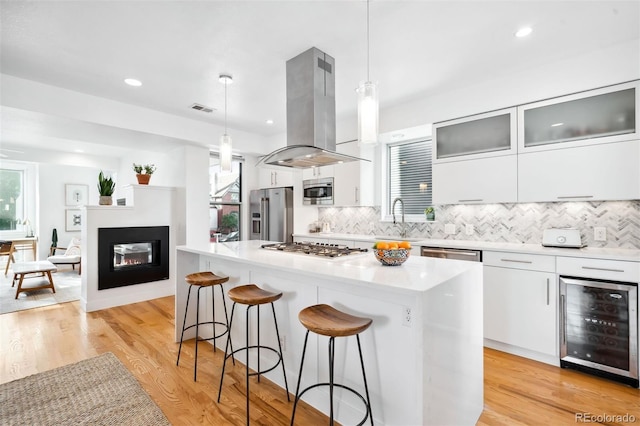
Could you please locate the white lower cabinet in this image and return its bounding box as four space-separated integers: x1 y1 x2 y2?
483 252 557 358
432 155 517 204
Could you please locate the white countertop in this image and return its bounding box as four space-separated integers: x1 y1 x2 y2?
293 233 640 262
177 240 480 295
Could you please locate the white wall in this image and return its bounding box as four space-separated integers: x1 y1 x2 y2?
37 162 118 259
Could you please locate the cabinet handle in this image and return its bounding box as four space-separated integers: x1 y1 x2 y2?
581 266 625 273
458 199 483 202
557 195 594 199
355 187 359 203
499 258 533 264
561 294 566 344
274 172 278 186
270 172 274 186
546 278 550 306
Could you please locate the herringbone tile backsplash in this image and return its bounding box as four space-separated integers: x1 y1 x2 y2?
318 201 640 249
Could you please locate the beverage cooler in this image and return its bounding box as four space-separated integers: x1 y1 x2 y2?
560 277 638 387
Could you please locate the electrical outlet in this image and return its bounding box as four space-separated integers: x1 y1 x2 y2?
465 224 474 235
594 227 607 242
445 223 456 235
402 306 412 327
279 335 286 352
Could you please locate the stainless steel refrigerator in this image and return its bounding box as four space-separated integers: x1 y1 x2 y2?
249 187 294 243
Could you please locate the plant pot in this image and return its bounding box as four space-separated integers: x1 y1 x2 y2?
425 212 435 221
99 196 113 205
136 174 151 185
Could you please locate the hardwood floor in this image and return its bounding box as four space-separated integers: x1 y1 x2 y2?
1 297 639 425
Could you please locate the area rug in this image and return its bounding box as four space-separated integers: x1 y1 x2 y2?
0 352 170 426
0 269 81 315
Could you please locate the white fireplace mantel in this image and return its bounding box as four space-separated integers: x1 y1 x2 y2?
81 184 179 312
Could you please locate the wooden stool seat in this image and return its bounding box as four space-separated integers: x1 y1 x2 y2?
185 271 229 286
227 284 282 305
299 304 372 337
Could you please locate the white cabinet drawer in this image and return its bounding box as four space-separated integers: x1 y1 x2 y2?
557 257 640 282
484 251 555 272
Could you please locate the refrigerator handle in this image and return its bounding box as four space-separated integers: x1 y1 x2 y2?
261 197 269 240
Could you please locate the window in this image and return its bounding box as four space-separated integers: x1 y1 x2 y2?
387 138 432 216
0 161 35 238
209 154 243 242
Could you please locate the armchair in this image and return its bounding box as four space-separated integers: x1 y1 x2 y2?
47 237 82 274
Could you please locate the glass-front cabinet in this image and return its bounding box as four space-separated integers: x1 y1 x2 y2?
518 81 639 152
433 107 517 163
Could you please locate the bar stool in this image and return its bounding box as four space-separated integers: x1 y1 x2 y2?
291 304 373 426
217 284 289 425
176 271 233 381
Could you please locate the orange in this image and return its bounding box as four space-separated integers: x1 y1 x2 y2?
399 241 412 249
376 241 389 250
388 242 399 249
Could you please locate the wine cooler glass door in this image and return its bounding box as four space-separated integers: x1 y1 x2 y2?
560 277 638 384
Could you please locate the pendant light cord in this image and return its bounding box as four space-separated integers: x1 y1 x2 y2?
366 0 370 81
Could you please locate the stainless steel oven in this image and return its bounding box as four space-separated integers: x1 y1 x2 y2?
560 276 638 387
303 177 333 205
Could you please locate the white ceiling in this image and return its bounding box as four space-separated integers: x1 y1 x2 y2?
1 0 639 157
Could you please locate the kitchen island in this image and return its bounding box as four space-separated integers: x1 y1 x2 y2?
176 240 483 425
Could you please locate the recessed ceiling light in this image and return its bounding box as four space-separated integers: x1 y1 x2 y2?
124 78 142 87
515 27 533 38
266 119 274 125
551 122 564 127
74 149 84 153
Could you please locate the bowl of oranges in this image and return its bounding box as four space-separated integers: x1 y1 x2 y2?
372 241 411 266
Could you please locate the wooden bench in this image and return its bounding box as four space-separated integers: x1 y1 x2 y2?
12 261 57 299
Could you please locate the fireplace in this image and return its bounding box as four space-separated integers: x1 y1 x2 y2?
98 226 169 290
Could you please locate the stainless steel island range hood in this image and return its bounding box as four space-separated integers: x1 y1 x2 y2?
259 47 368 169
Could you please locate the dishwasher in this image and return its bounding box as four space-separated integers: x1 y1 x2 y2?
421 246 482 262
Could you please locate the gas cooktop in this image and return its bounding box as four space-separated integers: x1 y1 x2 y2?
261 242 368 258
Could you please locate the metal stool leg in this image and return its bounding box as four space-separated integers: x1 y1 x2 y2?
219 284 235 365
245 304 252 425
356 334 374 426
290 330 310 426
211 282 217 352
176 284 194 366
271 302 290 400
218 302 237 402
194 285 204 381
329 337 335 425
257 304 260 383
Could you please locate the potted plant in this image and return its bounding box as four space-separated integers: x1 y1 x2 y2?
133 163 156 185
97 170 116 205
424 206 435 221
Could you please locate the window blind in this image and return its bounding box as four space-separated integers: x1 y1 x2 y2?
387 139 432 215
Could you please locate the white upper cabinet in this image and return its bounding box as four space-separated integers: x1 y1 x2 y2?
302 165 333 180
333 141 374 206
432 155 518 204
433 107 517 163
518 140 640 202
518 81 639 153
258 167 294 188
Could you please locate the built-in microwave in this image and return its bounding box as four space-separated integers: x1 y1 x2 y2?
303 177 333 205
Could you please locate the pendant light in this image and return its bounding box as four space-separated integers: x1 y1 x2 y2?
219 74 233 172
357 0 378 145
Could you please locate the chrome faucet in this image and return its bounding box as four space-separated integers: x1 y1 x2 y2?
392 197 408 238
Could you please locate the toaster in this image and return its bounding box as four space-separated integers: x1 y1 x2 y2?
542 228 585 248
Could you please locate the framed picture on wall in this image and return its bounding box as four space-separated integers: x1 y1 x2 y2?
65 209 82 232
65 184 88 206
